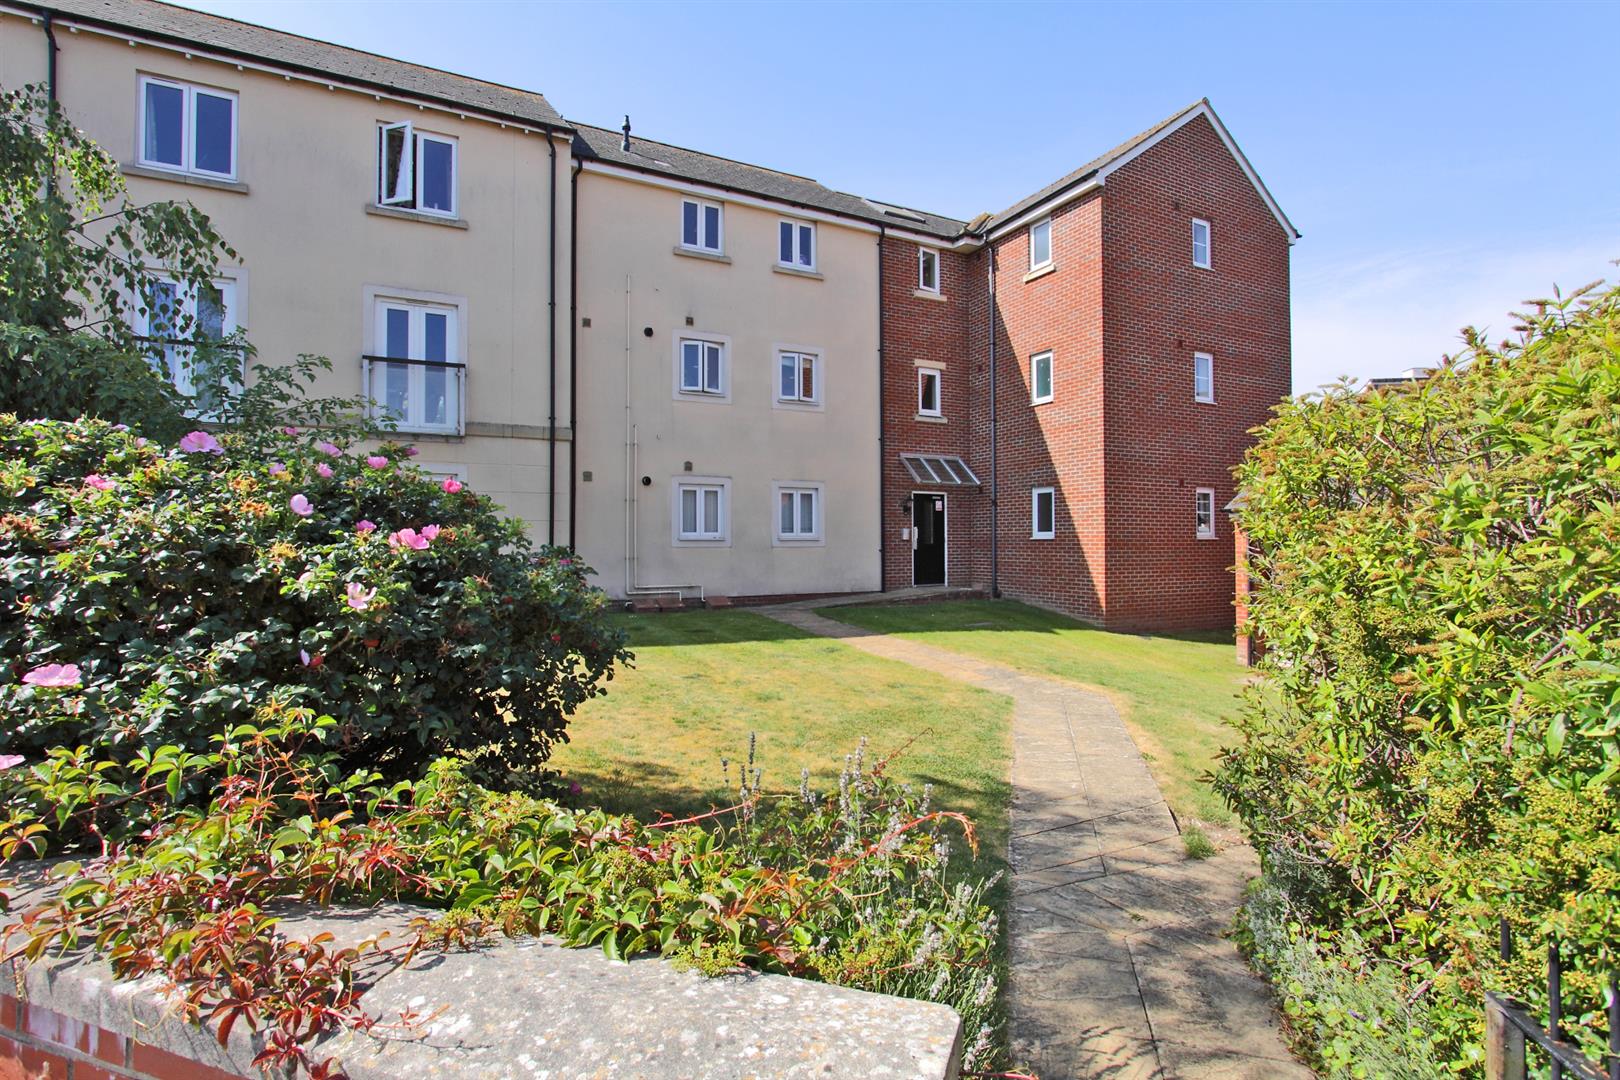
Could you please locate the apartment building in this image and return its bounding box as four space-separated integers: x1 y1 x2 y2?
2 0 1297 631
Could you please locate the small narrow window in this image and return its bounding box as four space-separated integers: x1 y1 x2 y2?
139 76 237 179
779 219 816 269
917 368 942 417
777 350 819 404
679 337 725 396
1031 350 1054 404
677 483 727 541
1195 488 1217 539
1194 352 1214 403
681 198 723 253
1192 218 1211 269
776 486 822 541
918 248 940 292
1032 487 1056 540
376 122 458 216
1029 218 1053 269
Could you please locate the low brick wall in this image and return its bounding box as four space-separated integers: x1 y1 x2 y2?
1 895 962 1080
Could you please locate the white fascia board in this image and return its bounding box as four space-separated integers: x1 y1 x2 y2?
3 5 570 141
983 179 1105 244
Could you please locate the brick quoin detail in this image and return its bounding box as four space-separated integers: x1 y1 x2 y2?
880 113 1291 631
0 994 242 1080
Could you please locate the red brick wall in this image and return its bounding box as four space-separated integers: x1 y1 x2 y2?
0 993 243 1079
879 236 982 590
1099 113 1292 631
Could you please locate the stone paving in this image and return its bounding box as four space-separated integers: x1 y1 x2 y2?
760 605 1311 1080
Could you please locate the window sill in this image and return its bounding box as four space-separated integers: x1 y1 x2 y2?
366 203 469 229
772 536 827 548
773 264 824 281
1031 535 1055 542
1195 397 1217 406
773 399 825 412
122 163 249 194
673 246 731 264
673 538 732 549
1023 262 1056 284
912 289 947 302
914 413 947 424
1032 397 1054 407
1196 534 1219 542
675 391 731 404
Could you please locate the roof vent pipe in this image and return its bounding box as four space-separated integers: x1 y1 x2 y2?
621 114 631 152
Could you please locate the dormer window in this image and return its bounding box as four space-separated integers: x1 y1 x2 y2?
377 122 458 216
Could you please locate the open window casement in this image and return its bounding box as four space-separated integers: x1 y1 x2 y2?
378 122 414 206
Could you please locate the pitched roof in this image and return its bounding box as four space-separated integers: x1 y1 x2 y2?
23 0 566 129
570 123 967 239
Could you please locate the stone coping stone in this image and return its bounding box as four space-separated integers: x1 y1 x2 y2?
5 875 963 1079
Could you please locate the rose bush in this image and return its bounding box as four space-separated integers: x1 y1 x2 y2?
0 416 627 788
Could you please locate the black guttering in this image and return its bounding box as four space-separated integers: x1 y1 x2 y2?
41 12 57 197
567 158 581 552
545 132 558 544
986 233 1000 599
876 226 886 592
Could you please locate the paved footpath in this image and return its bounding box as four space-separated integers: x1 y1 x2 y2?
760 606 1311 1080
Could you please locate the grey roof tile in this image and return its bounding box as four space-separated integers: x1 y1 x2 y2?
27 0 565 128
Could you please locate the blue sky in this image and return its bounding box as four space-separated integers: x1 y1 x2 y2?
177 0 1619 395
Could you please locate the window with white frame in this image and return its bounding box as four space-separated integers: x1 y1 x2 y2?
678 337 726 396
377 122 458 216
776 485 821 541
1192 218 1211 269
367 298 463 434
135 278 239 403
777 349 819 404
139 76 237 179
1032 487 1055 540
676 482 726 541
1031 350 1054 404
681 198 723 253
1029 218 1053 270
917 368 942 417
1194 352 1214 402
778 219 816 270
1195 487 1217 539
918 247 940 292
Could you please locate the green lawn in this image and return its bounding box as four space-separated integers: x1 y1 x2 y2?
551 609 1014 879
817 600 1249 827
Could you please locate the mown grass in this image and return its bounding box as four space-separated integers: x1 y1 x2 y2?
551 609 1014 882
818 599 1250 827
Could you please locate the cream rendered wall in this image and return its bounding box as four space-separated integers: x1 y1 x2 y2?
0 11 574 544
573 169 882 600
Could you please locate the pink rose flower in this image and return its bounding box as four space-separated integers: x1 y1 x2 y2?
404 447 420 457
420 524 441 542
22 663 81 688
83 474 115 491
366 455 388 469
346 582 377 611
135 437 148 448
289 494 314 517
316 441 342 457
299 650 323 669
355 519 377 534
316 463 334 479
268 462 287 477
388 528 431 551
441 478 463 494
0 755 24 771
178 431 222 454
281 426 300 436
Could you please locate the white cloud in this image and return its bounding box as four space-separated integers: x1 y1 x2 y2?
1291 241 1617 396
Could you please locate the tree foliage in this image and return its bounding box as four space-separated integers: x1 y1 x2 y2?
1217 279 1620 1069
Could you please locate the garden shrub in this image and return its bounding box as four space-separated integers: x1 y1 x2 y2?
0 416 627 788
1216 281 1620 1069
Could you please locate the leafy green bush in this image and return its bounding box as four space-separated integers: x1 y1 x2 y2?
1216 281 1620 1068
0 416 627 787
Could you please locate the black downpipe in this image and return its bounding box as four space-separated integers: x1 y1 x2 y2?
987 239 1000 598
877 226 886 592
545 130 559 545
42 14 58 198
568 158 581 551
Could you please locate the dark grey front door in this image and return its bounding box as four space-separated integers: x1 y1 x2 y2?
913 493 946 586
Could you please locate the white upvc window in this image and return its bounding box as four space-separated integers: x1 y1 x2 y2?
1031 487 1056 540
1029 218 1053 270
918 247 940 293
1194 352 1215 403
775 484 823 542
678 337 726 396
1031 350 1054 404
377 122 458 216
1195 487 1217 539
138 75 237 180
681 198 723 253
917 367 942 417
135 277 240 401
676 481 727 542
366 298 464 434
778 218 816 270
777 349 819 404
1192 218 1211 269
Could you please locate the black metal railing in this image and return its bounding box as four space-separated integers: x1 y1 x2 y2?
1486 921 1619 1080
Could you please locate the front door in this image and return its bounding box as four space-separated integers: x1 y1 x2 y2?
913 493 946 586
